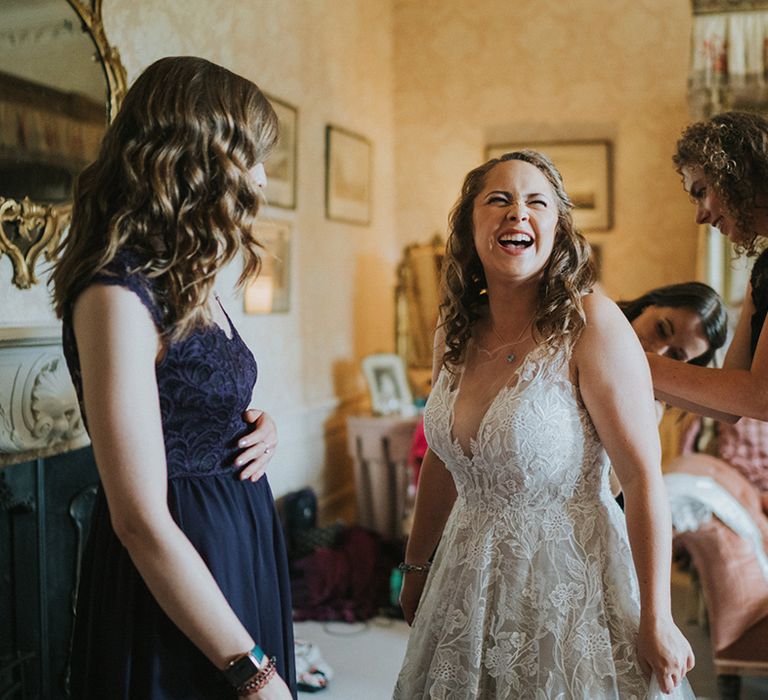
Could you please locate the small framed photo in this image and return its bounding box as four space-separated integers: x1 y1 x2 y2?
361 353 414 416
325 124 372 225
265 96 297 209
243 220 291 314
485 140 613 232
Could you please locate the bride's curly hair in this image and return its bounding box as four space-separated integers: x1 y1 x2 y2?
440 150 595 370
673 111 768 257
51 56 278 340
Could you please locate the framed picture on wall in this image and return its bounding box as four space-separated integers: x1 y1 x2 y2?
265 95 297 209
243 220 291 314
325 124 372 225
485 140 613 231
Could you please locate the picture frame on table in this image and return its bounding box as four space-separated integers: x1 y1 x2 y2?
264 95 297 210
325 124 372 225
361 353 414 416
485 140 613 232
243 219 291 314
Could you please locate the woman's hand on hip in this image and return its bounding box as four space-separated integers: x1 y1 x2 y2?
236 409 278 482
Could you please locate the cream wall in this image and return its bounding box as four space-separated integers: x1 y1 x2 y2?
392 0 699 299
0 0 398 514
1 0 702 510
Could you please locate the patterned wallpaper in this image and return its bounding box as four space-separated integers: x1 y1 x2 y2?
392 0 698 299
0 0 398 503
0 0 702 496
103 0 399 499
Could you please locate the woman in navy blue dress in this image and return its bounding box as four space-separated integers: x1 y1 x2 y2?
51 56 295 699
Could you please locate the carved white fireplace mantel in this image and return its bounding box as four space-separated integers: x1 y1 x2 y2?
0 326 88 467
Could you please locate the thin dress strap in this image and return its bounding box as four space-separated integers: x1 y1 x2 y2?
213 293 237 340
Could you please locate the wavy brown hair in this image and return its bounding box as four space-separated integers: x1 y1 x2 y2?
441 150 596 370
50 56 278 340
673 111 768 256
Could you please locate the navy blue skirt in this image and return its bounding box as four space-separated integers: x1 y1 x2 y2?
69 473 296 699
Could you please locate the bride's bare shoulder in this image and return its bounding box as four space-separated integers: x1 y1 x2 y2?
577 291 638 354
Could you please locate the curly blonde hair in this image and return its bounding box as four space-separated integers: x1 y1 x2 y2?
673 111 768 256
51 56 278 340
441 150 596 370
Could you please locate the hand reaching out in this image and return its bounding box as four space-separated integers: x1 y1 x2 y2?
235 408 278 482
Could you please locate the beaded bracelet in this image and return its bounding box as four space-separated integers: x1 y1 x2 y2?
236 656 277 696
398 561 431 573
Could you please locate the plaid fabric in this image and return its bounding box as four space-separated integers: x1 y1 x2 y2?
717 418 768 492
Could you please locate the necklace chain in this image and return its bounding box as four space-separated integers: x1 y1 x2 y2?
489 315 534 363
490 317 533 347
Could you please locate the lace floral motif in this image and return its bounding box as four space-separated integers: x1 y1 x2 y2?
62 254 257 478
394 345 692 699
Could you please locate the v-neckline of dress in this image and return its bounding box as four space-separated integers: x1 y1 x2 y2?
446 341 549 460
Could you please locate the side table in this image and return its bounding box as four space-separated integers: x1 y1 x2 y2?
346 414 419 540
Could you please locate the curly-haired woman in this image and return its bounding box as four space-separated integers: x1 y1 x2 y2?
51 57 294 699
394 151 695 699
649 111 768 425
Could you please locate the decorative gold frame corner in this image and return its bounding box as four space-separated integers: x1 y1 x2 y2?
67 0 128 122
395 234 445 369
0 0 126 289
0 198 71 288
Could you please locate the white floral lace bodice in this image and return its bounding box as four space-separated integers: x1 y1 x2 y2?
429 344 610 513
394 344 695 700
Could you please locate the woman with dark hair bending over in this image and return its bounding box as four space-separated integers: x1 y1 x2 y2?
51 57 294 698
649 111 768 424
619 282 727 367
394 151 695 698
611 283 727 500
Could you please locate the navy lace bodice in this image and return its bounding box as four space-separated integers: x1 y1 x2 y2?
63 250 295 698
62 253 258 477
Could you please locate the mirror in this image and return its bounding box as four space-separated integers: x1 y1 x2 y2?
0 0 126 288
394 235 443 398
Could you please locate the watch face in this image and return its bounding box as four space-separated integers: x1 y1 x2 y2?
225 647 266 687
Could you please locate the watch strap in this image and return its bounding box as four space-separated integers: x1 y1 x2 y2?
222 644 267 688
248 644 266 667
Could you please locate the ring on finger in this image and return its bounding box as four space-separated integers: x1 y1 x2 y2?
264 446 271 455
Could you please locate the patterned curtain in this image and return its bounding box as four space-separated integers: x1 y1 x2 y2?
689 0 768 118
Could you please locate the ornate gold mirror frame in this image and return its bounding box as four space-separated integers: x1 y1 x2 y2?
0 0 126 289
395 235 444 396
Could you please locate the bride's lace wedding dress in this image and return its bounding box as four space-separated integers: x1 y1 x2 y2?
394 342 694 700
